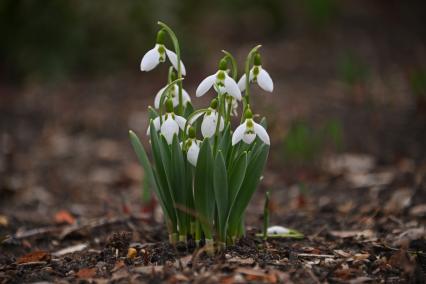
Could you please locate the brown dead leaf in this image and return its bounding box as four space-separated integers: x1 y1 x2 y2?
334 250 351 258
228 256 255 265
17 251 51 264
127 247 137 259
236 268 278 283
329 230 375 239
76 267 97 278
54 210 76 225
410 204 426 217
169 273 189 283
353 253 370 261
0 215 8 226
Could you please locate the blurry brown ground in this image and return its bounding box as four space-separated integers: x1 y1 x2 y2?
1 1 426 283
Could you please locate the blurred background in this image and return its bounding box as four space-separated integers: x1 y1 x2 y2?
1 0 426 222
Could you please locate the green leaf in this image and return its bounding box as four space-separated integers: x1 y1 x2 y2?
170 135 189 234
213 151 228 241
149 122 177 228
193 139 215 238
129 130 156 194
228 152 247 204
228 144 269 236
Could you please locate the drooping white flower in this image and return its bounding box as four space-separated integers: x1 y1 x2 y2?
238 53 273 92
232 110 270 145
147 100 186 145
189 101 225 139
196 59 241 100
140 30 186 75
154 85 191 109
181 127 201 167
201 110 224 138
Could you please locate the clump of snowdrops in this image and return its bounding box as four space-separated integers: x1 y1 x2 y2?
129 21 274 250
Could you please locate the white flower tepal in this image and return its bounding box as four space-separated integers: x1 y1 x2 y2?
154 85 191 109
196 59 242 101
232 110 270 145
140 30 186 75
238 53 273 92
147 99 186 145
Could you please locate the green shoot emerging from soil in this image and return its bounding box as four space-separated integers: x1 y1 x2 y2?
129 21 274 251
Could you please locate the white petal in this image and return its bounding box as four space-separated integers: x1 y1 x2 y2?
219 115 224 131
174 115 187 130
242 133 256 144
160 117 179 144
187 141 200 166
182 88 191 106
196 74 216 97
224 74 242 101
188 112 204 125
154 86 167 109
257 68 274 92
232 123 246 145
237 69 255 91
146 116 161 135
201 113 217 138
253 122 270 145
140 46 160 71
267 226 289 235
166 48 186 76
237 74 246 91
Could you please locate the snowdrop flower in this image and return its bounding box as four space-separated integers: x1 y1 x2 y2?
147 99 186 144
232 109 270 145
238 53 273 92
183 127 201 166
189 99 224 138
140 30 186 75
154 84 191 109
196 59 241 101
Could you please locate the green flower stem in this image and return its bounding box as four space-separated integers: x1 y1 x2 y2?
221 50 238 80
213 94 224 154
158 78 184 124
158 21 184 115
243 45 262 117
226 97 232 123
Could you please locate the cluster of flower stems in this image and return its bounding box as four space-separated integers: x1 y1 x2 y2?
129 22 273 251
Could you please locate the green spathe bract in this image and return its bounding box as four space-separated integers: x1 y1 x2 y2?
131 22 273 249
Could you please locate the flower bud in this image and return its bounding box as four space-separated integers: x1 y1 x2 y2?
244 108 253 119
188 126 196 139
254 53 262 66
210 98 218 110
156 29 166 45
218 58 228 71
165 98 174 112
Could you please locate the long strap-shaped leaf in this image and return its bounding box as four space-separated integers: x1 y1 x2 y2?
149 122 178 227
170 135 189 235
193 139 215 238
227 144 269 235
213 151 228 241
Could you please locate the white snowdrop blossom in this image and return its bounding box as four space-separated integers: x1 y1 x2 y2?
267 226 290 235
232 116 270 145
238 54 273 92
196 70 242 101
154 85 191 109
185 139 201 166
189 108 225 139
140 44 186 76
147 112 186 145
